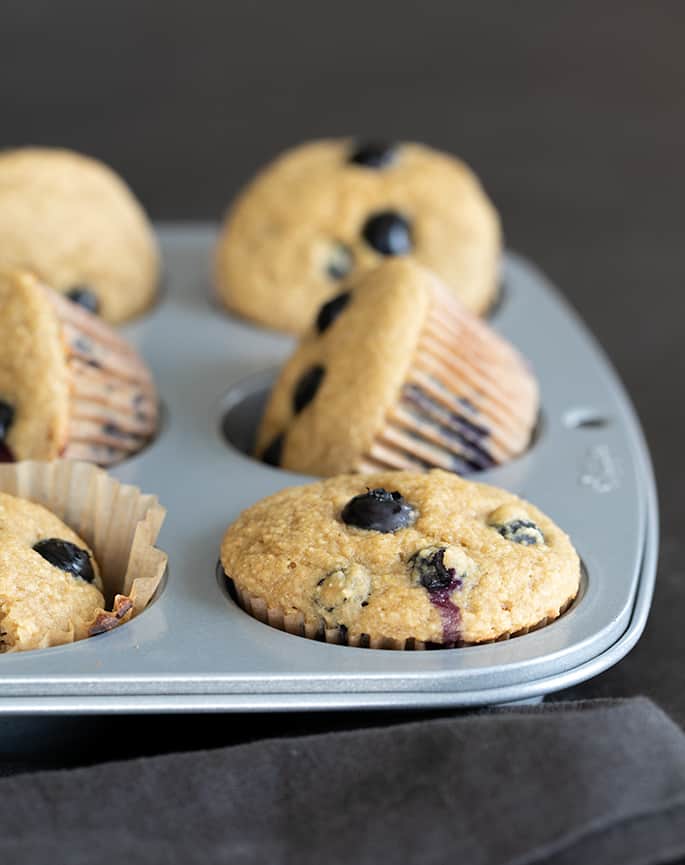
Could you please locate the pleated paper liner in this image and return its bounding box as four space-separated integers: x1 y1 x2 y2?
0 460 167 644
358 282 539 474
46 284 158 466
226 575 576 651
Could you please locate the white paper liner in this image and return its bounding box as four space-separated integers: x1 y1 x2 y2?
229 581 576 651
358 282 539 474
47 283 158 466
0 460 167 645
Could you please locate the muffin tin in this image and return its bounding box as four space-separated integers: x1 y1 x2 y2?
0 224 657 712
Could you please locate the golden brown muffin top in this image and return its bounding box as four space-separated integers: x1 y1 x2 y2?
0 270 70 461
221 470 580 646
0 492 104 651
0 147 159 323
215 139 501 333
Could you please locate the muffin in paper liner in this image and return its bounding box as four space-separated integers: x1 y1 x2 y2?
0 460 167 651
0 269 158 467
220 470 581 651
227 581 576 651
255 259 538 477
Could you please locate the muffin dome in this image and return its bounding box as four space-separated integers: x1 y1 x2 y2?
221 470 581 648
215 138 501 333
0 147 159 322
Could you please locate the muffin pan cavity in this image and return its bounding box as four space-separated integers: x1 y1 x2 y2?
0 225 657 712
219 371 274 465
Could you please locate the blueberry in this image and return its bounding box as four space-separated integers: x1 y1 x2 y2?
316 292 351 333
33 538 95 583
261 433 285 467
293 365 325 413
341 488 416 533
411 545 473 596
498 519 544 546
0 400 15 441
327 244 353 281
103 423 125 438
349 141 397 169
362 211 412 256
66 286 100 315
314 563 371 626
411 547 455 592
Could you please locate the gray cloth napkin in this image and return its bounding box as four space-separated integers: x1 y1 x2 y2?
0 697 684 865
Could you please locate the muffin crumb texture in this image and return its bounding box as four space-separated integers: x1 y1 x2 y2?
221 470 580 647
216 138 501 333
0 147 159 323
0 492 105 652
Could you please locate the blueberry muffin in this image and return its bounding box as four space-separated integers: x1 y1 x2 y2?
220 470 581 648
215 138 500 332
0 147 159 323
0 492 105 651
0 270 158 465
255 259 537 477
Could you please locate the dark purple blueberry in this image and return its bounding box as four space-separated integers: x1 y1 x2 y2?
498 519 544 546
349 141 397 169
261 433 285 467
362 211 412 256
341 488 416 533
32 538 95 583
103 423 125 438
0 400 15 442
66 286 100 315
293 365 325 413
73 336 94 355
316 292 351 334
411 547 455 592
327 244 354 281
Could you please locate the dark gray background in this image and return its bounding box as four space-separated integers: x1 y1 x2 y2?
0 0 683 755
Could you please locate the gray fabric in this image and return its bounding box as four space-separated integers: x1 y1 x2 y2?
0 698 682 865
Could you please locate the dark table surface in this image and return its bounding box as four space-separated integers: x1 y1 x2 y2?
0 0 683 761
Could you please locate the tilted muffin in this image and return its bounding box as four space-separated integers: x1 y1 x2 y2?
215 138 501 333
255 259 538 477
221 470 581 648
0 270 158 466
0 147 159 322
0 492 105 651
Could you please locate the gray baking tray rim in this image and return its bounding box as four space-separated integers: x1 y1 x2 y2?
0 224 658 711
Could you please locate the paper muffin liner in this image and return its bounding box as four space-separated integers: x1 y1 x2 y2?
227 577 576 651
357 284 539 474
46 286 158 467
0 460 167 643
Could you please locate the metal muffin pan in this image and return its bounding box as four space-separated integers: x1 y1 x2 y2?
0 224 657 712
